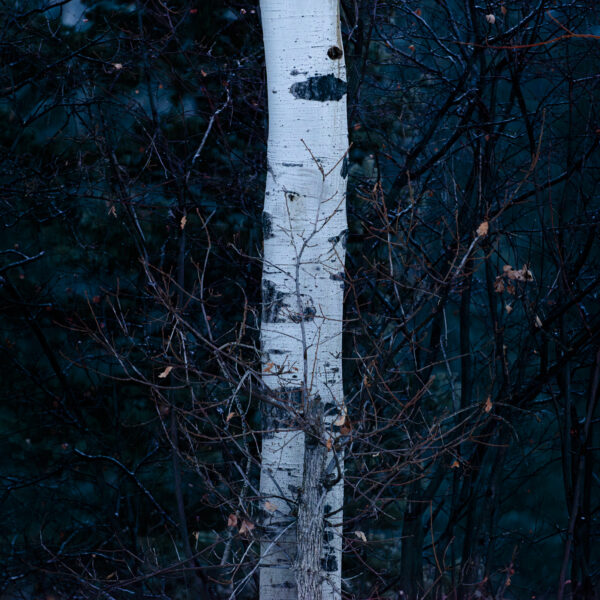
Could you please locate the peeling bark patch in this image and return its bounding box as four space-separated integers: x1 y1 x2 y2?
327 46 343 60
262 279 286 323
262 211 274 239
290 74 347 102
341 155 349 179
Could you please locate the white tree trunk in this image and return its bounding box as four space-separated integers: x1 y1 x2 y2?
258 1 348 600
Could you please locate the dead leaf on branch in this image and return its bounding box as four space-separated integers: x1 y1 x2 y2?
333 403 348 427
226 412 237 422
476 221 489 237
180 215 187 230
158 366 173 379
264 501 277 513
239 519 255 535
227 514 238 528
354 530 367 542
503 264 534 282
484 397 493 413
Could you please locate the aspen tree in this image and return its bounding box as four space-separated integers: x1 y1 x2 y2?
258 1 348 599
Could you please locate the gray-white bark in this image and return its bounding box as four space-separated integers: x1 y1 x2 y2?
258 1 348 599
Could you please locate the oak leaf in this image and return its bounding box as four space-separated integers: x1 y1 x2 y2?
476 221 489 237
227 514 238 528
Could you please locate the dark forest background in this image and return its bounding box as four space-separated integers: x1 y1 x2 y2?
1 1 599 598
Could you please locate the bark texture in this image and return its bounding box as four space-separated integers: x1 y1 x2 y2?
258 1 348 599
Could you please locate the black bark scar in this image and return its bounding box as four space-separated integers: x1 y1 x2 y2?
290 74 347 102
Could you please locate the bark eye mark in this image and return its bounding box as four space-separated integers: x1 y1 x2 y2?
262 279 286 323
327 46 343 60
290 74 347 102
262 211 274 239
341 155 349 179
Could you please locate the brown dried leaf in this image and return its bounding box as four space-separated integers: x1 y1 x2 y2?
340 419 352 436
263 362 274 373
476 221 489 237
485 13 496 24
158 366 173 379
180 215 187 230
505 304 513 314
484 397 493 413
333 404 348 427
239 519 255 535
227 514 238 528
450 460 460 469
494 278 505 293
354 530 367 542
226 412 237 423
264 501 277 513
326 437 333 452
506 283 516 295
501 5 507 15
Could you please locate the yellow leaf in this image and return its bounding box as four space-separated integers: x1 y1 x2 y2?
264 501 277 512
158 366 173 379
476 221 489 237
354 530 367 542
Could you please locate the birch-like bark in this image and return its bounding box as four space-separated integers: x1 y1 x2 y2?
259 1 348 599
